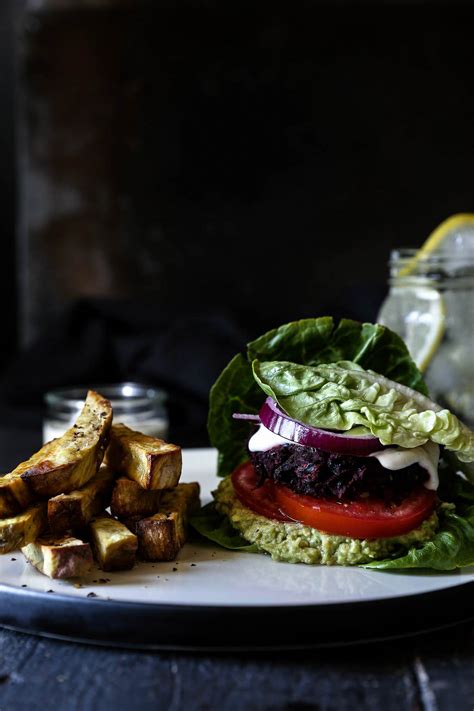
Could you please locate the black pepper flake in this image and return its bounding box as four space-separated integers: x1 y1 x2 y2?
21 584 27 588
86 592 98 598
47 590 54 593
172 567 177 572
10 558 16 561
190 563 196 567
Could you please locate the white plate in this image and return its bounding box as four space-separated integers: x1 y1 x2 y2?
1 448 473 606
0 448 472 649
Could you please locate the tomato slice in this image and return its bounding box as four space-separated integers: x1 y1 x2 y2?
231 462 291 521
232 461 437 538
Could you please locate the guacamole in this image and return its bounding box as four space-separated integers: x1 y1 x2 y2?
214 476 439 566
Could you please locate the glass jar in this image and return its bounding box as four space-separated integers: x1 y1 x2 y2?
377 248 474 426
43 383 168 444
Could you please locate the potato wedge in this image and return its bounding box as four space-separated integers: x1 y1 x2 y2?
0 474 32 518
134 482 200 561
48 466 116 534
89 512 137 571
22 535 93 579
106 423 181 490
0 503 47 554
17 390 112 499
110 477 162 519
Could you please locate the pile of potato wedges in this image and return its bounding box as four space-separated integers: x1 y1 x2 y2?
0 391 200 579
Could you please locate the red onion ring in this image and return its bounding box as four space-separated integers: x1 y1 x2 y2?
232 413 260 422
259 397 385 456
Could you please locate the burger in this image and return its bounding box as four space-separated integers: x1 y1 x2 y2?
194 317 474 569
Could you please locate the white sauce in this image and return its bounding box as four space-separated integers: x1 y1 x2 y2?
370 441 440 491
248 424 440 490
248 424 299 452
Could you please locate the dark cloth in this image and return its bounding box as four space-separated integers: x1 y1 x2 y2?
0 289 384 446
0 299 254 446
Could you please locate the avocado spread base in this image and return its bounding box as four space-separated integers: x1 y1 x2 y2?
214 476 438 566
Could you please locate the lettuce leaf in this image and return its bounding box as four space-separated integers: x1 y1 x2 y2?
364 499 474 570
190 502 259 552
253 360 474 463
208 318 428 476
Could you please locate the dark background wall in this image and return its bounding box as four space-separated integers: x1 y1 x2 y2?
0 1 472 442
0 0 17 367
6 2 474 343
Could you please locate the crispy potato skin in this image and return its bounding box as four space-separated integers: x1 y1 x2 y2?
48 466 115 534
89 512 138 572
106 424 181 490
22 536 93 579
136 512 181 562
0 503 47 554
21 461 80 499
0 475 32 517
134 483 200 561
110 477 162 519
50 546 92 578
16 391 112 499
47 496 79 535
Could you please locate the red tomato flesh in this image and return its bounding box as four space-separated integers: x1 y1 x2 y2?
231 461 436 539
231 462 291 522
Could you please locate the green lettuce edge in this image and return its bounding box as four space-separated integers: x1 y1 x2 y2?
363 504 474 570
208 317 428 477
252 359 474 463
190 502 259 553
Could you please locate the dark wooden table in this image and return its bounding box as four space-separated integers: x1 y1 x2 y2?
0 426 472 710
0 623 472 710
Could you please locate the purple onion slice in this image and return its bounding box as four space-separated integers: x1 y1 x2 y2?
258 397 385 456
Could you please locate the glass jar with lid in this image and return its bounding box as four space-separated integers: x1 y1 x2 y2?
377 248 474 426
43 383 168 444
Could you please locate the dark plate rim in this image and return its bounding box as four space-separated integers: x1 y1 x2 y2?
0 578 472 650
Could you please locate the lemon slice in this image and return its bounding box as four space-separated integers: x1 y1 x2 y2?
379 213 474 371
399 213 474 276
378 285 446 372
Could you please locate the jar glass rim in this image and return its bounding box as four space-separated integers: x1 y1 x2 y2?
44 382 166 410
390 247 474 263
